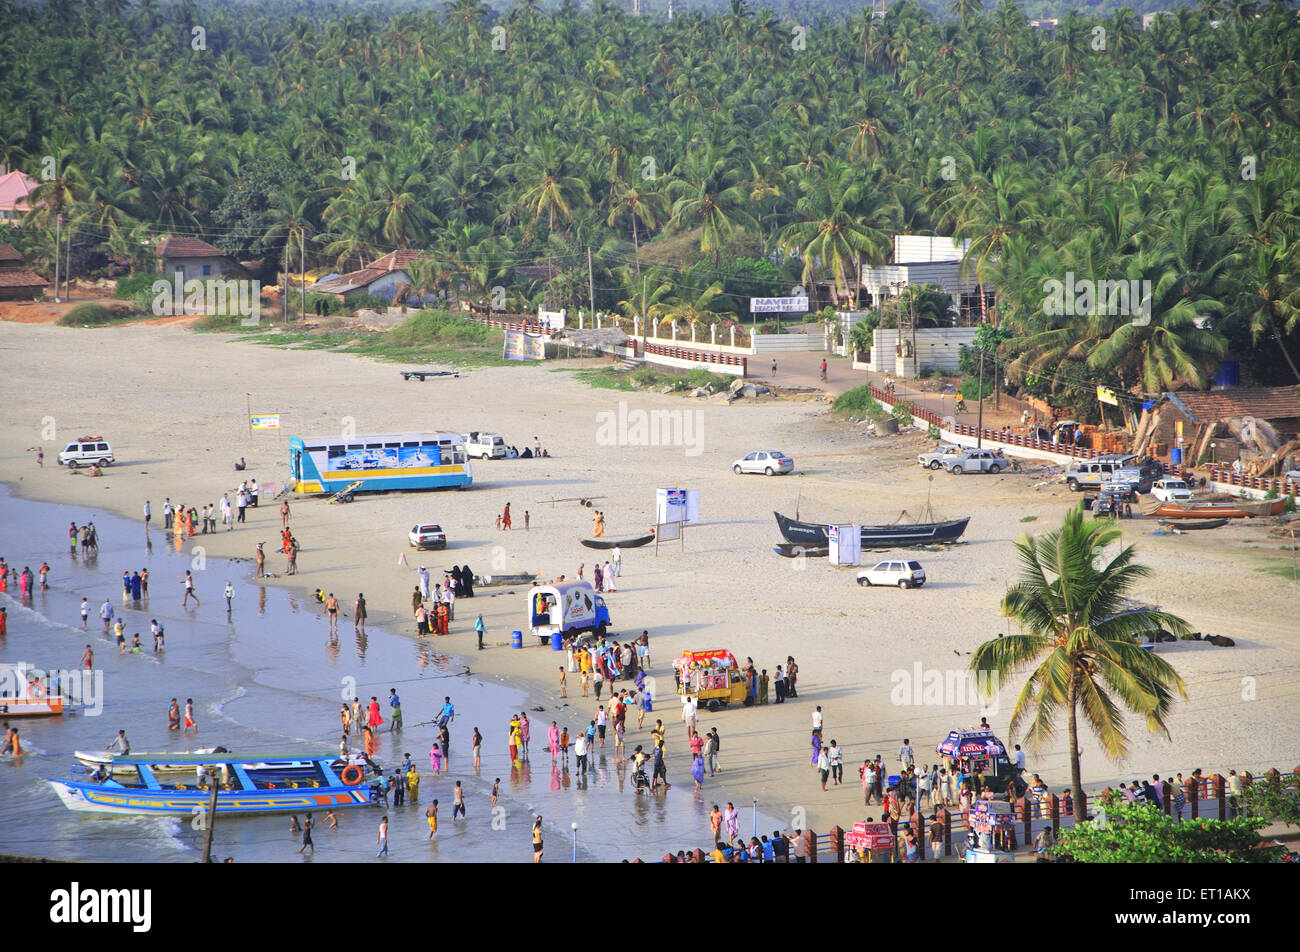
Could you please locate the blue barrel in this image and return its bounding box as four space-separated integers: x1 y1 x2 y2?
550 631 563 651
1170 447 1183 465
510 630 523 649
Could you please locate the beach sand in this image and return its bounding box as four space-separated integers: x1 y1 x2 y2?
2 319 1296 847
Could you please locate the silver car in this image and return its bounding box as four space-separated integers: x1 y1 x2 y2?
733 451 794 476
945 448 1005 475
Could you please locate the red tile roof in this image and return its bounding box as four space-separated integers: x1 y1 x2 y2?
0 268 49 288
154 236 227 259
1168 387 1300 422
310 268 389 294
0 243 24 262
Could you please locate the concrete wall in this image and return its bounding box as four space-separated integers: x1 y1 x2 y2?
162 257 238 284
869 326 976 378
750 332 826 353
641 349 746 376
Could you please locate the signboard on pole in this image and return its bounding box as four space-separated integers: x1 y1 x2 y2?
503 328 546 361
751 296 810 314
250 414 280 429
1096 386 1119 406
655 488 699 525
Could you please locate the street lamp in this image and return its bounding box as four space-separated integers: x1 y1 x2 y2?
1211 442 1217 466
571 822 578 863
752 798 758 839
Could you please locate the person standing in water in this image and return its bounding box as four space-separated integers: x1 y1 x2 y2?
224 582 235 613
298 812 314 855
167 699 181 730
532 815 544 862
255 543 265 578
183 698 197 734
377 815 389 857
80 597 89 629
325 593 339 633
425 800 438 839
354 593 367 634
182 571 199 608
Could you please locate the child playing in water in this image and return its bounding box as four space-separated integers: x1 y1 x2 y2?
428 742 443 775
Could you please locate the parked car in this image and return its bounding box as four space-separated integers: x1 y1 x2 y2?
408 524 447 549
945 448 1005 474
1150 478 1194 503
917 443 962 470
1063 459 1145 492
857 559 926 589
733 451 794 476
1097 453 1162 488
1283 469 1300 482
58 437 115 469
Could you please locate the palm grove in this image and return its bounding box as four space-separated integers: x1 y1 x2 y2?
3 0 1299 412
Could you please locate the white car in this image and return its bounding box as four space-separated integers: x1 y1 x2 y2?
1150 478 1194 503
408 524 447 550
856 559 926 589
732 451 794 476
917 443 962 470
1284 469 1300 482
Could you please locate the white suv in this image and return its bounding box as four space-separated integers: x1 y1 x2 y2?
857 559 927 589
58 438 114 468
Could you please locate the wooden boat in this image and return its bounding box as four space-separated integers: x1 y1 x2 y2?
580 533 655 550
774 511 971 548
0 678 65 718
773 542 829 558
1237 497 1287 517
1140 497 1272 519
48 751 374 816
1157 518 1229 531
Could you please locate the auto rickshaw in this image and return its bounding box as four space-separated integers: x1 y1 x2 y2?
672 649 750 711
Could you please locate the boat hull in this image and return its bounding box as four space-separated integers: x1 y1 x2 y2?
1158 518 1229 530
773 512 970 548
580 534 655 550
1143 500 1264 519
0 697 63 717
773 542 829 558
48 779 371 815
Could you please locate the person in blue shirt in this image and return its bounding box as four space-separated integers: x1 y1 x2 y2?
762 836 775 863
437 697 455 727
388 689 402 732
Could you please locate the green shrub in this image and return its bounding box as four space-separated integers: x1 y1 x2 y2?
629 365 660 387
114 273 163 300
349 293 390 312
832 384 887 419
1287 493 1297 515
57 303 124 326
960 376 994 401
1264 487 1279 500
386 310 494 348
891 401 915 426
926 423 940 441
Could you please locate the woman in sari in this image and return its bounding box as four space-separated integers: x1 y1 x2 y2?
367 696 383 730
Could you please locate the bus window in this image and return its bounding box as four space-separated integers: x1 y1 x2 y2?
402 442 419 447
384 443 401 449
452 448 466 464
347 444 363 451
327 446 345 459
365 443 383 449
305 446 325 453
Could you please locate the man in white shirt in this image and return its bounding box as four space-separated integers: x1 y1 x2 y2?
611 547 621 576
827 740 843 785
812 706 824 732
681 694 697 739
1013 744 1026 776
898 738 914 768
574 732 588 773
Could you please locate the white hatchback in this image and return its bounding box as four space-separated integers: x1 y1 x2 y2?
408 524 447 550
856 559 927 589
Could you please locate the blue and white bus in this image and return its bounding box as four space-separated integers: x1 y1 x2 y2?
289 431 473 494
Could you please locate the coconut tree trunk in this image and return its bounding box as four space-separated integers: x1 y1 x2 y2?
1067 674 1084 820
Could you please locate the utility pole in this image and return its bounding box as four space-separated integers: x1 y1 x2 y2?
910 290 918 379
65 224 74 300
283 242 288 323
53 213 62 303
587 246 595 328
976 338 986 449
201 768 219 863
299 229 306 319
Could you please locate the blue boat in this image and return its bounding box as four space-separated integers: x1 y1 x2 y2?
49 751 375 816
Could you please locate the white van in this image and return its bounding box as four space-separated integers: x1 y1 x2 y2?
527 581 611 645
57 437 115 468
463 432 507 460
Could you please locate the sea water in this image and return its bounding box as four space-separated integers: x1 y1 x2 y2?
0 486 781 862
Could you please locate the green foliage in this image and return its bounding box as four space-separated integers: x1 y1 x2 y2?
1243 771 1300 829
926 423 940 441
1287 494 1298 515
1019 515 1037 523
891 401 915 426
113 274 162 300
57 303 128 326
960 376 995 401
832 385 887 419
385 311 495 349
348 294 391 313
1051 795 1281 864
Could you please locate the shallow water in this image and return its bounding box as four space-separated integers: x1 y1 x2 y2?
0 485 781 862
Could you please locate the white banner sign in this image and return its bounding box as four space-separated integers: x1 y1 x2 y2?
751 296 810 313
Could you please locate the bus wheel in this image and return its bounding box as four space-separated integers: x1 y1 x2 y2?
707 700 720 712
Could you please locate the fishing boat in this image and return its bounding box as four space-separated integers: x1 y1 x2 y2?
580 533 655 550
773 542 829 558
473 572 538 588
73 747 226 768
1157 518 1229 531
0 679 64 718
48 751 374 816
773 511 971 548
1140 497 1280 519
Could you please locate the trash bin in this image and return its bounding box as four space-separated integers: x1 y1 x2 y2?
551 631 563 651
510 630 523 649
1170 447 1183 465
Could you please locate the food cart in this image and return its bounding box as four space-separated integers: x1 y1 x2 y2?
844 821 895 863
936 729 1024 796
965 801 1016 862
672 649 749 711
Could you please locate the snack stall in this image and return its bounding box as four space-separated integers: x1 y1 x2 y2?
845 821 895 863
936 729 1022 795
672 649 749 711
965 801 1016 862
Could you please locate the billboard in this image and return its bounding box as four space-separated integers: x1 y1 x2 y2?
751 296 810 313
250 414 281 429
503 328 546 361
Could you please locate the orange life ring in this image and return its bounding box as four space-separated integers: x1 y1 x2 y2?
341 765 363 786
28 682 45 699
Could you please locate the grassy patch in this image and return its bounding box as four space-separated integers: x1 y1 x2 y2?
1019 515 1038 523
832 384 888 419
57 303 138 326
568 364 730 394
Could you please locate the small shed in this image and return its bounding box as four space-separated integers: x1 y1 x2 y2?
0 243 50 300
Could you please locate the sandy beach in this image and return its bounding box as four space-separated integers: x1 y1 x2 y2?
2 319 1297 847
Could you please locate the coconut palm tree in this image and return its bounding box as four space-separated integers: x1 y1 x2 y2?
971 508 1191 811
